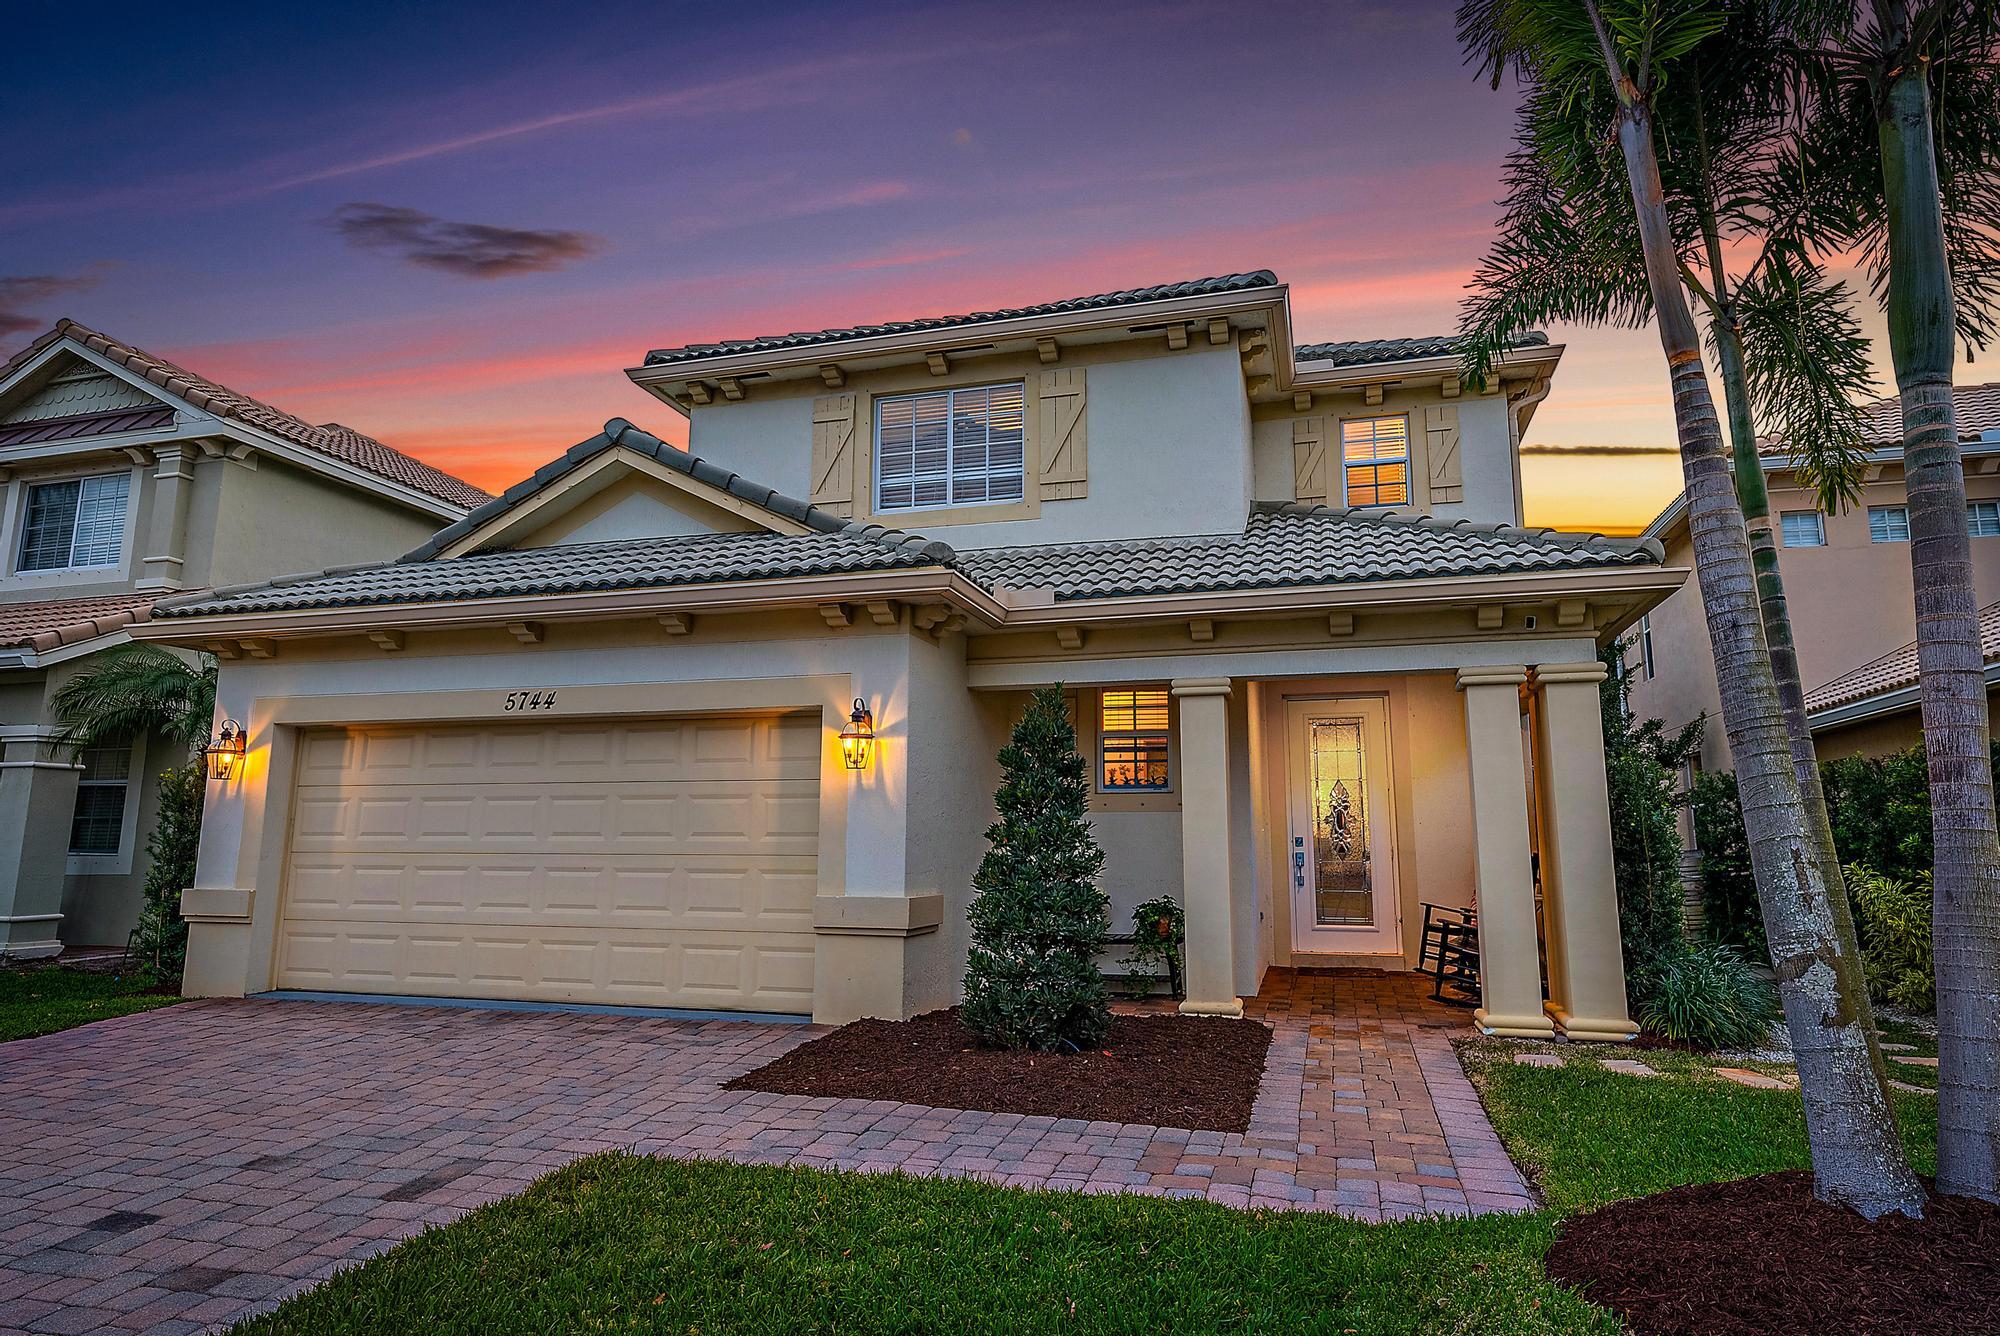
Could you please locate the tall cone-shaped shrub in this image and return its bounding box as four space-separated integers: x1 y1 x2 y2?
962 685 1111 1051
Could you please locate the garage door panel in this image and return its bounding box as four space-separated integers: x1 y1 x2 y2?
277 921 817 1009
279 714 821 1013
287 781 819 854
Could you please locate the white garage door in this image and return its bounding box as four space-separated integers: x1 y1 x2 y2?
275 713 820 1013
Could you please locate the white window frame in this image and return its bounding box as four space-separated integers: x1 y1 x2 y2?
1970 500 2000 537
871 381 1026 515
1869 505 1911 543
11 468 135 576
65 734 145 876
1097 687 1172 793
1779 510 1825 548
1339 415 1412 508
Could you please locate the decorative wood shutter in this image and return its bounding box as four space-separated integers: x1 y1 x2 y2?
1425 405 1463 504
810 393 857 516
1292 416 1329 504
1037 368 1088 500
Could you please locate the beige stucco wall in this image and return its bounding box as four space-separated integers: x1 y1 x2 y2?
207 455 443 588
1629 461 2000 771
1250 387 1522 527
686 340 1256 549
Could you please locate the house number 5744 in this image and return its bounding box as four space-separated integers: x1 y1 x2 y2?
503 690 559 712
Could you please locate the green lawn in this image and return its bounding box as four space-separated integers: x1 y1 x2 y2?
0 965 180 1043
232 1036 1944 1335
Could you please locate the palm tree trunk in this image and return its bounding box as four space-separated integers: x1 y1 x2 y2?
1585 2 1925 1216
1875 6 2000 1201
1710 318 1889 1086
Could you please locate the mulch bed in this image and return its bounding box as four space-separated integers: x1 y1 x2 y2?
1545 1171 2000 1335
727 1007 1273 1132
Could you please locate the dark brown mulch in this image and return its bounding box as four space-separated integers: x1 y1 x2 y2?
1545 1171 2000 1335
727 1007 1273 1132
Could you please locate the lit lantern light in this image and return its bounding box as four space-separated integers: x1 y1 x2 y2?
204 719 246 781
839 698 875 771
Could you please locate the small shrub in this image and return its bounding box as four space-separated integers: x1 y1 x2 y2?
962 685 1111 1052
1846 863 1935 1011
132 761 203 981
1598 643 1699 1006
1820 748 1936 882
1120 896 1184 998
1687 770 1765 959
1636 943 1776 1051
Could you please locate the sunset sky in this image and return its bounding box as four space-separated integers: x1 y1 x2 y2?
4 0 1906 534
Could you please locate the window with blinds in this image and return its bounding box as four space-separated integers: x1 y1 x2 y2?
1099 688 1170 791
68 745 132 856
19 472 131 571
1780 510 1825 547
874 382 1026 512
1340 416 1409 507
1869 505 1910 543
1970 501 2000 537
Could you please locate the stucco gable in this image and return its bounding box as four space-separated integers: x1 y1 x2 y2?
410 418 870 560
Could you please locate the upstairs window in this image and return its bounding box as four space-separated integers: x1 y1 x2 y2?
1970 501 2000 537
18 473 130 571
1780 510 1825 547
1638 613 1657 681
1099 688 1170 791
874 382 1025 513
1340 416 1410 507
68 745 132 855
1869 505 1911 543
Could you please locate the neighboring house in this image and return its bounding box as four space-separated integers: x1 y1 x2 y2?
142 270 1686 1042
0 321 488 958
1804 598 2000 755
1629 382 2000 769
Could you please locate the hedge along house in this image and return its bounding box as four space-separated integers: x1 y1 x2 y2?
140 272 1686 1038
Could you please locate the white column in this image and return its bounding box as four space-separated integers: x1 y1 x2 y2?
1172 677 1241 1017
1455 666 1555 1037
1533 662 1637 1041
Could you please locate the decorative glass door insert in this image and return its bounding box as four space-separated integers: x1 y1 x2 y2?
1307 718 1373 927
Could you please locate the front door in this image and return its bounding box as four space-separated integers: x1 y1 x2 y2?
1285 697 1398 955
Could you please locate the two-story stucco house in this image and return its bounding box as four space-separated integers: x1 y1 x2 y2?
141 271 1687 1040
0 321 488 958
1629 382 2000 766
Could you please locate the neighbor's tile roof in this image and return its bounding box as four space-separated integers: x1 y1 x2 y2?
1294 332 1551 368
1805 600 2000 717
640 272 1282 367
956 502 1660 602
405 417 874 561
1 321 490 510
1763 382 2000 456
0 592 158 651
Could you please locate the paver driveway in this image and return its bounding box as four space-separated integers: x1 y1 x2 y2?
0 969 1529 1335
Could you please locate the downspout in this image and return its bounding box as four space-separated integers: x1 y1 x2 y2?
1507 374 1552 527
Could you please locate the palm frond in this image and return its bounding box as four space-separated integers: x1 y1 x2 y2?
50 645 217 757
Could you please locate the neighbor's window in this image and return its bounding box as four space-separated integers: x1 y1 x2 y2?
1869 505 1911 543
1639 613 1657 681
68 745 132 856
1340 416 1410 507
1970 501 2000 537
1099 688 1170 791
1780 510 1825 548
874 382 1025 513
18 473 131 572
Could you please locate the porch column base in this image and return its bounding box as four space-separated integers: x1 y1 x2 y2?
1476 1009 1558 1039
1546 1003 1638 1043
1178 998 1246 1019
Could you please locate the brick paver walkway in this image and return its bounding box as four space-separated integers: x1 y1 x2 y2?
0 968 1528 1334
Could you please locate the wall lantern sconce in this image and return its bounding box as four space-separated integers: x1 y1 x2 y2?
204 719 246 781
839 698 875 771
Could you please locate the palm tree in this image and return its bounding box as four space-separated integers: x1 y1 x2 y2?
52 645 217 978
1787 0 2000 1205
51 644 216 758
1458 16 1883 1066
1460 0 1926 1218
